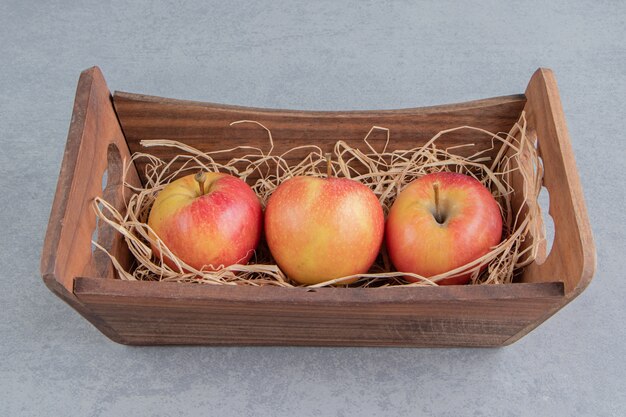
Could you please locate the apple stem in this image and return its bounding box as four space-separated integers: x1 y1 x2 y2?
195 171 207 195
326 153 333 178
433 181 442 223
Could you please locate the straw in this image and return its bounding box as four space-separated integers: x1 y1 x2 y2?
93 113 544 287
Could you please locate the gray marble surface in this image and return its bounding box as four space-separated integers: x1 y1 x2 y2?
1 1 624 416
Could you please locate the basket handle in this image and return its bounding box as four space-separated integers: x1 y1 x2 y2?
40 67 141 295
521 68 596 296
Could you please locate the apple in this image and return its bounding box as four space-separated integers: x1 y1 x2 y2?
264 170 384 285
147 171 263 271
385 172 502 285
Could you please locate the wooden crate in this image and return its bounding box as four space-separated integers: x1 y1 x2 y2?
40 67 595 347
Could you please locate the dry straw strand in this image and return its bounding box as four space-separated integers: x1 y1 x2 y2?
93 113 543 287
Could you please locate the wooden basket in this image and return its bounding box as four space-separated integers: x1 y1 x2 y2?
41 67 595 347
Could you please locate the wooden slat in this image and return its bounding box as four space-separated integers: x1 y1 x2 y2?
40 67 143 343
74 278 564 346
40 67 141 291
113 92 527 185
518 69 596 296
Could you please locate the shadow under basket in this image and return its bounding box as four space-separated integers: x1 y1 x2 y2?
41 67 596 347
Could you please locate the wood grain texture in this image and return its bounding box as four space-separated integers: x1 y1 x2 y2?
40 66 141 293
74 277 564 346
113 91 527 185
494 68 597 346
518 69 596 296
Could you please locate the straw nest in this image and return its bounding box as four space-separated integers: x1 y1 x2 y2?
93 113 544 288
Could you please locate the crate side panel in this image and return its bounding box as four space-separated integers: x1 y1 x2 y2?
75 278 564 346
113 93 526 184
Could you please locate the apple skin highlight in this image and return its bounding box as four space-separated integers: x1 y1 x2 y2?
265 176 384 285
148 172 263 271
385 172 503 285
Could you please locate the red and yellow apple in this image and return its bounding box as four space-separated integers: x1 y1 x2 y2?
385 172 502 285
147 172 262 271
264 175 384 285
